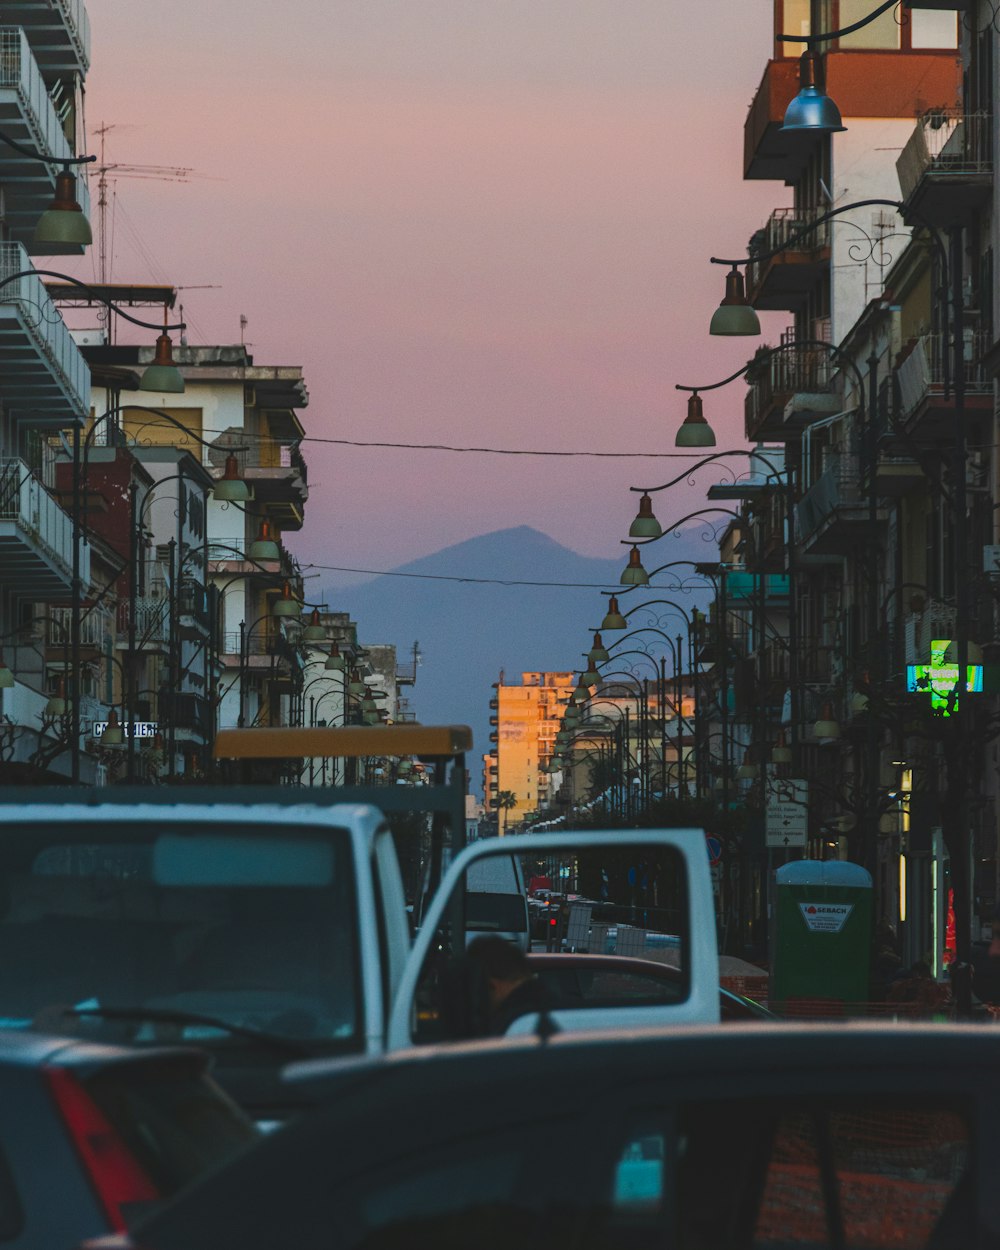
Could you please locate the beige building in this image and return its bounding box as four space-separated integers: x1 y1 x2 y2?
484 671 574 829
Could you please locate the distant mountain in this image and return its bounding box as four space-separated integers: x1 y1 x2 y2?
325 526 711 791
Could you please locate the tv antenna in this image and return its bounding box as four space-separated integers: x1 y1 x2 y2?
88 122 209 283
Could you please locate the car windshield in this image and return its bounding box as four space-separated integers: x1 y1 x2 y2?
0 822 359 1050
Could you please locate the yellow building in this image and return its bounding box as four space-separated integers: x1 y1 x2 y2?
485 671 575 830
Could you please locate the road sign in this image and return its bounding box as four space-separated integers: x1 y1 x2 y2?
766 778 808 848
705 835 723 865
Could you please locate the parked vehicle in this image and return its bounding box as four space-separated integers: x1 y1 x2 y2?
0 1029 256 1248
84 1023 996 1250
0 727 720 1120
526 953 775 1022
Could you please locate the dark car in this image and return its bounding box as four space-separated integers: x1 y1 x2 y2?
526 952 775 1021
87 1024 996 1250
0 1030 257 1248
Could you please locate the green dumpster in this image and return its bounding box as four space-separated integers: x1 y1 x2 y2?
772 860 873 1010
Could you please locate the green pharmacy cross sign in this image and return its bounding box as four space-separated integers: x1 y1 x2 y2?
906 640 983 715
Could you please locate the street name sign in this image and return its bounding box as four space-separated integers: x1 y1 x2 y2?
766 778 808 848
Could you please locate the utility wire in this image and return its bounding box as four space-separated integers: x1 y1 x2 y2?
301 562 707 589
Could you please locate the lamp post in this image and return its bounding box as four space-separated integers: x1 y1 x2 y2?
708 193 977 999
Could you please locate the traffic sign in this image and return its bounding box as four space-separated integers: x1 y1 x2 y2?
705 835 723 865
766 778 808 848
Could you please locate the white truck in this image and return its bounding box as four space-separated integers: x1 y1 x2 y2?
0 726 719 1121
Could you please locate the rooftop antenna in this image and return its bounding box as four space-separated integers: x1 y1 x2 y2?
89 121 204 285
240 313 248 346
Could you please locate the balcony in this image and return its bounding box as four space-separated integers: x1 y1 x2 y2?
744 336 835 441
177 579 209 637
210 439 308 531
746 52 962 184
10 0 90 75
0 242 90 419
746 207 831 311
897 109 992 226
743 59 810 182
894 331 993 440
795 453 884 556
46 603 110 650
116 597 170 650
0 28 91 253
206 534 284 572
0 458 87 594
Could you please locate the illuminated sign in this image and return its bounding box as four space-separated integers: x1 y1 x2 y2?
91 721 159 738
905 640 982 715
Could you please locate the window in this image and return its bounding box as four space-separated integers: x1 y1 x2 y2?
0 825 360 1049
677 1099 972 1250
910 10 958 49
839 0 900 49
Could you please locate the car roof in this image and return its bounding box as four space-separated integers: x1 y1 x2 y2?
284 1020 997 1106
136 1022 1000 1248
0 1028 208 1074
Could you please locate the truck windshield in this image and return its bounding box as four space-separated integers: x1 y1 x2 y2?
0 823 360 1050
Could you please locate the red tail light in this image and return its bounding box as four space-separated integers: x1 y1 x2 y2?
45 1067 159 1232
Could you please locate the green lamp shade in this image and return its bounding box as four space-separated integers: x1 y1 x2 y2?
101 710 124 745
138 362 185 394
813 703 841 739
621 546 649 585
628 493 662 539
710 301 761 336
582 666 601 686
273 581 302 617
0 655 13 689
587 632 610 664
709 267 760 336
675 393 715 448
33 169 92 247
302 609 327 642
601 597 627 631
325 651 346 671
45 693 66 716
249 521 280 561
213 453 250 502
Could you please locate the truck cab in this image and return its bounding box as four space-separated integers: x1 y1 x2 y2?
0 726 721 1122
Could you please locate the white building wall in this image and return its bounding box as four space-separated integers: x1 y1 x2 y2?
830 119 916 344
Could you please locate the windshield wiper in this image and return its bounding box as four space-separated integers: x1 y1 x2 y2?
63 1005 313 1057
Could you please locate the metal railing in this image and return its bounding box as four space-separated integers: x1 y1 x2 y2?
117 597 169 645
745 331 833 432
48 605 110 648
747 205 831 294
795 453 863 543
50 0 91 70
0 28 88 167
897 108 993 200
207 536 249 560
0 242 90 412
0 457 88 585
895 330 993 417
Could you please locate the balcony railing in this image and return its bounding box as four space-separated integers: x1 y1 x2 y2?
745 333 833 434
747 206 831 294
47 605 110 649
0 458 88 588
0 242 90 415
897 108 993 201
795 453 864 544
15 0 90 73
0 29 91 244
117 597 169 645
895 331 993 417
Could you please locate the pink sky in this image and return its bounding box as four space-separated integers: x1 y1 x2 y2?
69 1 787 582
